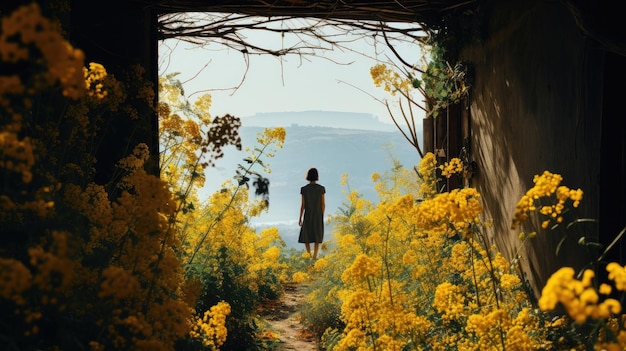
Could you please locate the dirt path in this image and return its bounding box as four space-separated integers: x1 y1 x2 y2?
258 282 320 351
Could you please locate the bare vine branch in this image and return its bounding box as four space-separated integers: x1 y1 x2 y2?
157 12 430 111
155 7 463 160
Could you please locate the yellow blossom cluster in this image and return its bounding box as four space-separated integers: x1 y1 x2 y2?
0 5 202 349
539 267 621 324
369 63 412 95
415 187 483 237
292 271 310 283
0 258 32 305
509 308 543 349
500 273 522 290
334 283 432 351
193 94 213 124
607 262 626 290
447 240 471 272
341 253 381 284
246 127 286 174
117 143 151 172
439 157 464 178
158 75 221 199
190 301 231 349
28 231 75 293
466 309 507 344
402 249 418 265
313 257 329 271
0 3 85 101
257 126 286 147
433 282 468 322
418 152 439 200
512 170 583 229
84 62 108 99
98 266 141 301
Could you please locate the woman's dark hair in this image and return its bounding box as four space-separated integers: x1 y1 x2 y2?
306 168 319 181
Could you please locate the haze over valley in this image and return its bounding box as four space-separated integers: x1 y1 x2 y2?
202 110 422 248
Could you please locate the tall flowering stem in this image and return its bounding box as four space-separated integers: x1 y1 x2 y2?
185 127 285 267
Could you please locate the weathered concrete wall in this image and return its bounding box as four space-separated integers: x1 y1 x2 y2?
460 0 604 295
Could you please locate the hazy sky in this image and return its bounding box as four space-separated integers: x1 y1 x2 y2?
158 18 425 125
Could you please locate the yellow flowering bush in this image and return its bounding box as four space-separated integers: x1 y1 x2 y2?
301 153 550 350
536 262 626 350
514 171 626 349
1 4 293 351
0 4 200 350
190 301 232 349
181 181 287 350
0 3 85 101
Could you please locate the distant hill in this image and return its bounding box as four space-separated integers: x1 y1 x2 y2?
201 111 422 248
241 110 397 132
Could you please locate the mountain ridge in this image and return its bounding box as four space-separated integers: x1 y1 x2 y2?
240 110 397 132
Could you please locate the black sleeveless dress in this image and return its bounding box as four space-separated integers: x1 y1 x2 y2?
298 183 325 243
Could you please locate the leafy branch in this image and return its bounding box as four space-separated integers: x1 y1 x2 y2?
411 43 470 118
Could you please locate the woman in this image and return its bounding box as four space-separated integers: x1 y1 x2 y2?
298 167 325 260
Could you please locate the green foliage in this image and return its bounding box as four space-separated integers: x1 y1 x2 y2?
412 44 470 118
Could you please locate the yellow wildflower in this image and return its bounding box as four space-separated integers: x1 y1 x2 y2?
292 271 310 283
512 171 583 229
539 267 622 324
341 254 381 284
439 157 464 178
607 262 626 291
